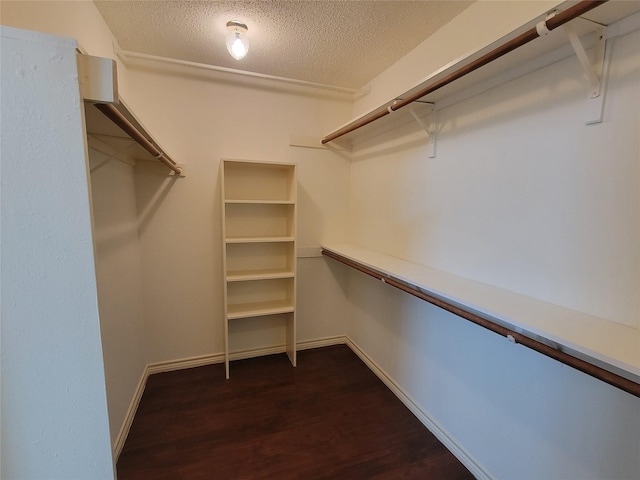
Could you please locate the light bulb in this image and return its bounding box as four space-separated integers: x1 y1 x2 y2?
226 21 249 61
229 32 248 60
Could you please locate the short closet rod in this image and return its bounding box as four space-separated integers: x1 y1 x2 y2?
321 0 608 145
322 248 640 398
95 103 182 175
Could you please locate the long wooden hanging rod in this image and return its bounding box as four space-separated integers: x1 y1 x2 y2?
322 248 640 398
94 103 182 175
321 0 608 145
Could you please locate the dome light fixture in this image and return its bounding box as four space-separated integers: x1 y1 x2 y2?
226 20 249 61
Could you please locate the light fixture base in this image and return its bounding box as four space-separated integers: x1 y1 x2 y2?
226 20 248 34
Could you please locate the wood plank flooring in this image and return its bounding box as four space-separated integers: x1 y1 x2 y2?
117 345 473 479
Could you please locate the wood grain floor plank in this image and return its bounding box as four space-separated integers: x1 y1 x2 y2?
117 345 473 479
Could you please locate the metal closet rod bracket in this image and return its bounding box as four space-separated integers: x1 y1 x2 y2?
565 18 610 125
385 99 437 157
87 134 135 173
563 19 608 100
406 101 437 158
538 11 609 125
385 100 436 158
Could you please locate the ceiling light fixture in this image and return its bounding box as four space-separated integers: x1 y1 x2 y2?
226 20 249 61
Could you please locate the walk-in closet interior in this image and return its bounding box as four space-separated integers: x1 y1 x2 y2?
2 1 639 479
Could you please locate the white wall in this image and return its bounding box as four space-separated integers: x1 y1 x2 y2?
125 63 353 363
0 0 131 94
0 26 114 479
89 149 147 450
0 1 125 81
0 0 145 453
345 6 640 479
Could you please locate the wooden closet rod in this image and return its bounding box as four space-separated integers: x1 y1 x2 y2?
322 248 640 399
321 0 608 145
94 103 183 175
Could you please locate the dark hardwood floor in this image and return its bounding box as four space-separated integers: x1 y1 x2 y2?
117 345 473 479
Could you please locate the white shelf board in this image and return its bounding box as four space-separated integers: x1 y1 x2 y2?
226 269 295 282
221 158 297 167
225 199 295 205
84 100 177 166
227 300 295 320
225 236 295 244
324 1 640 148
322 242 640 383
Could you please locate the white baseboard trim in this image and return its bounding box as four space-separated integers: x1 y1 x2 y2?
228 335 347 360
146 335 348 375
147 352 224 375
297 335 347 350
112 367 148 460
345 337 493 480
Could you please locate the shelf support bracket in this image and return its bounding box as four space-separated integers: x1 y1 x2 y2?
563 20 609 124
87 134 136 172
407 102 436 158
89 154 115 173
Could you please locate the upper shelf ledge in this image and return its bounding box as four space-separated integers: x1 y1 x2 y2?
321 0 640 149
78 53 183 175
322 242 640 397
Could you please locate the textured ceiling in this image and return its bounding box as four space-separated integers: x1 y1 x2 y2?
94 0 473 89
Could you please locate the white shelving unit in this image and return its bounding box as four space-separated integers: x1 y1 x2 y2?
221 159 297 378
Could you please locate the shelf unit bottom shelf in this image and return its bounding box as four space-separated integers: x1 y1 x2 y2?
225 304 297 378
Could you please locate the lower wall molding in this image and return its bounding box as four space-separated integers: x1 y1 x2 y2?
112 368 147 460
297 335 347 350
113 334 491 480
146 335 347 376
344 337 493 480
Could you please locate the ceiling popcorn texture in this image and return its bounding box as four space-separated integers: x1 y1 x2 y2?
94 0 473 89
